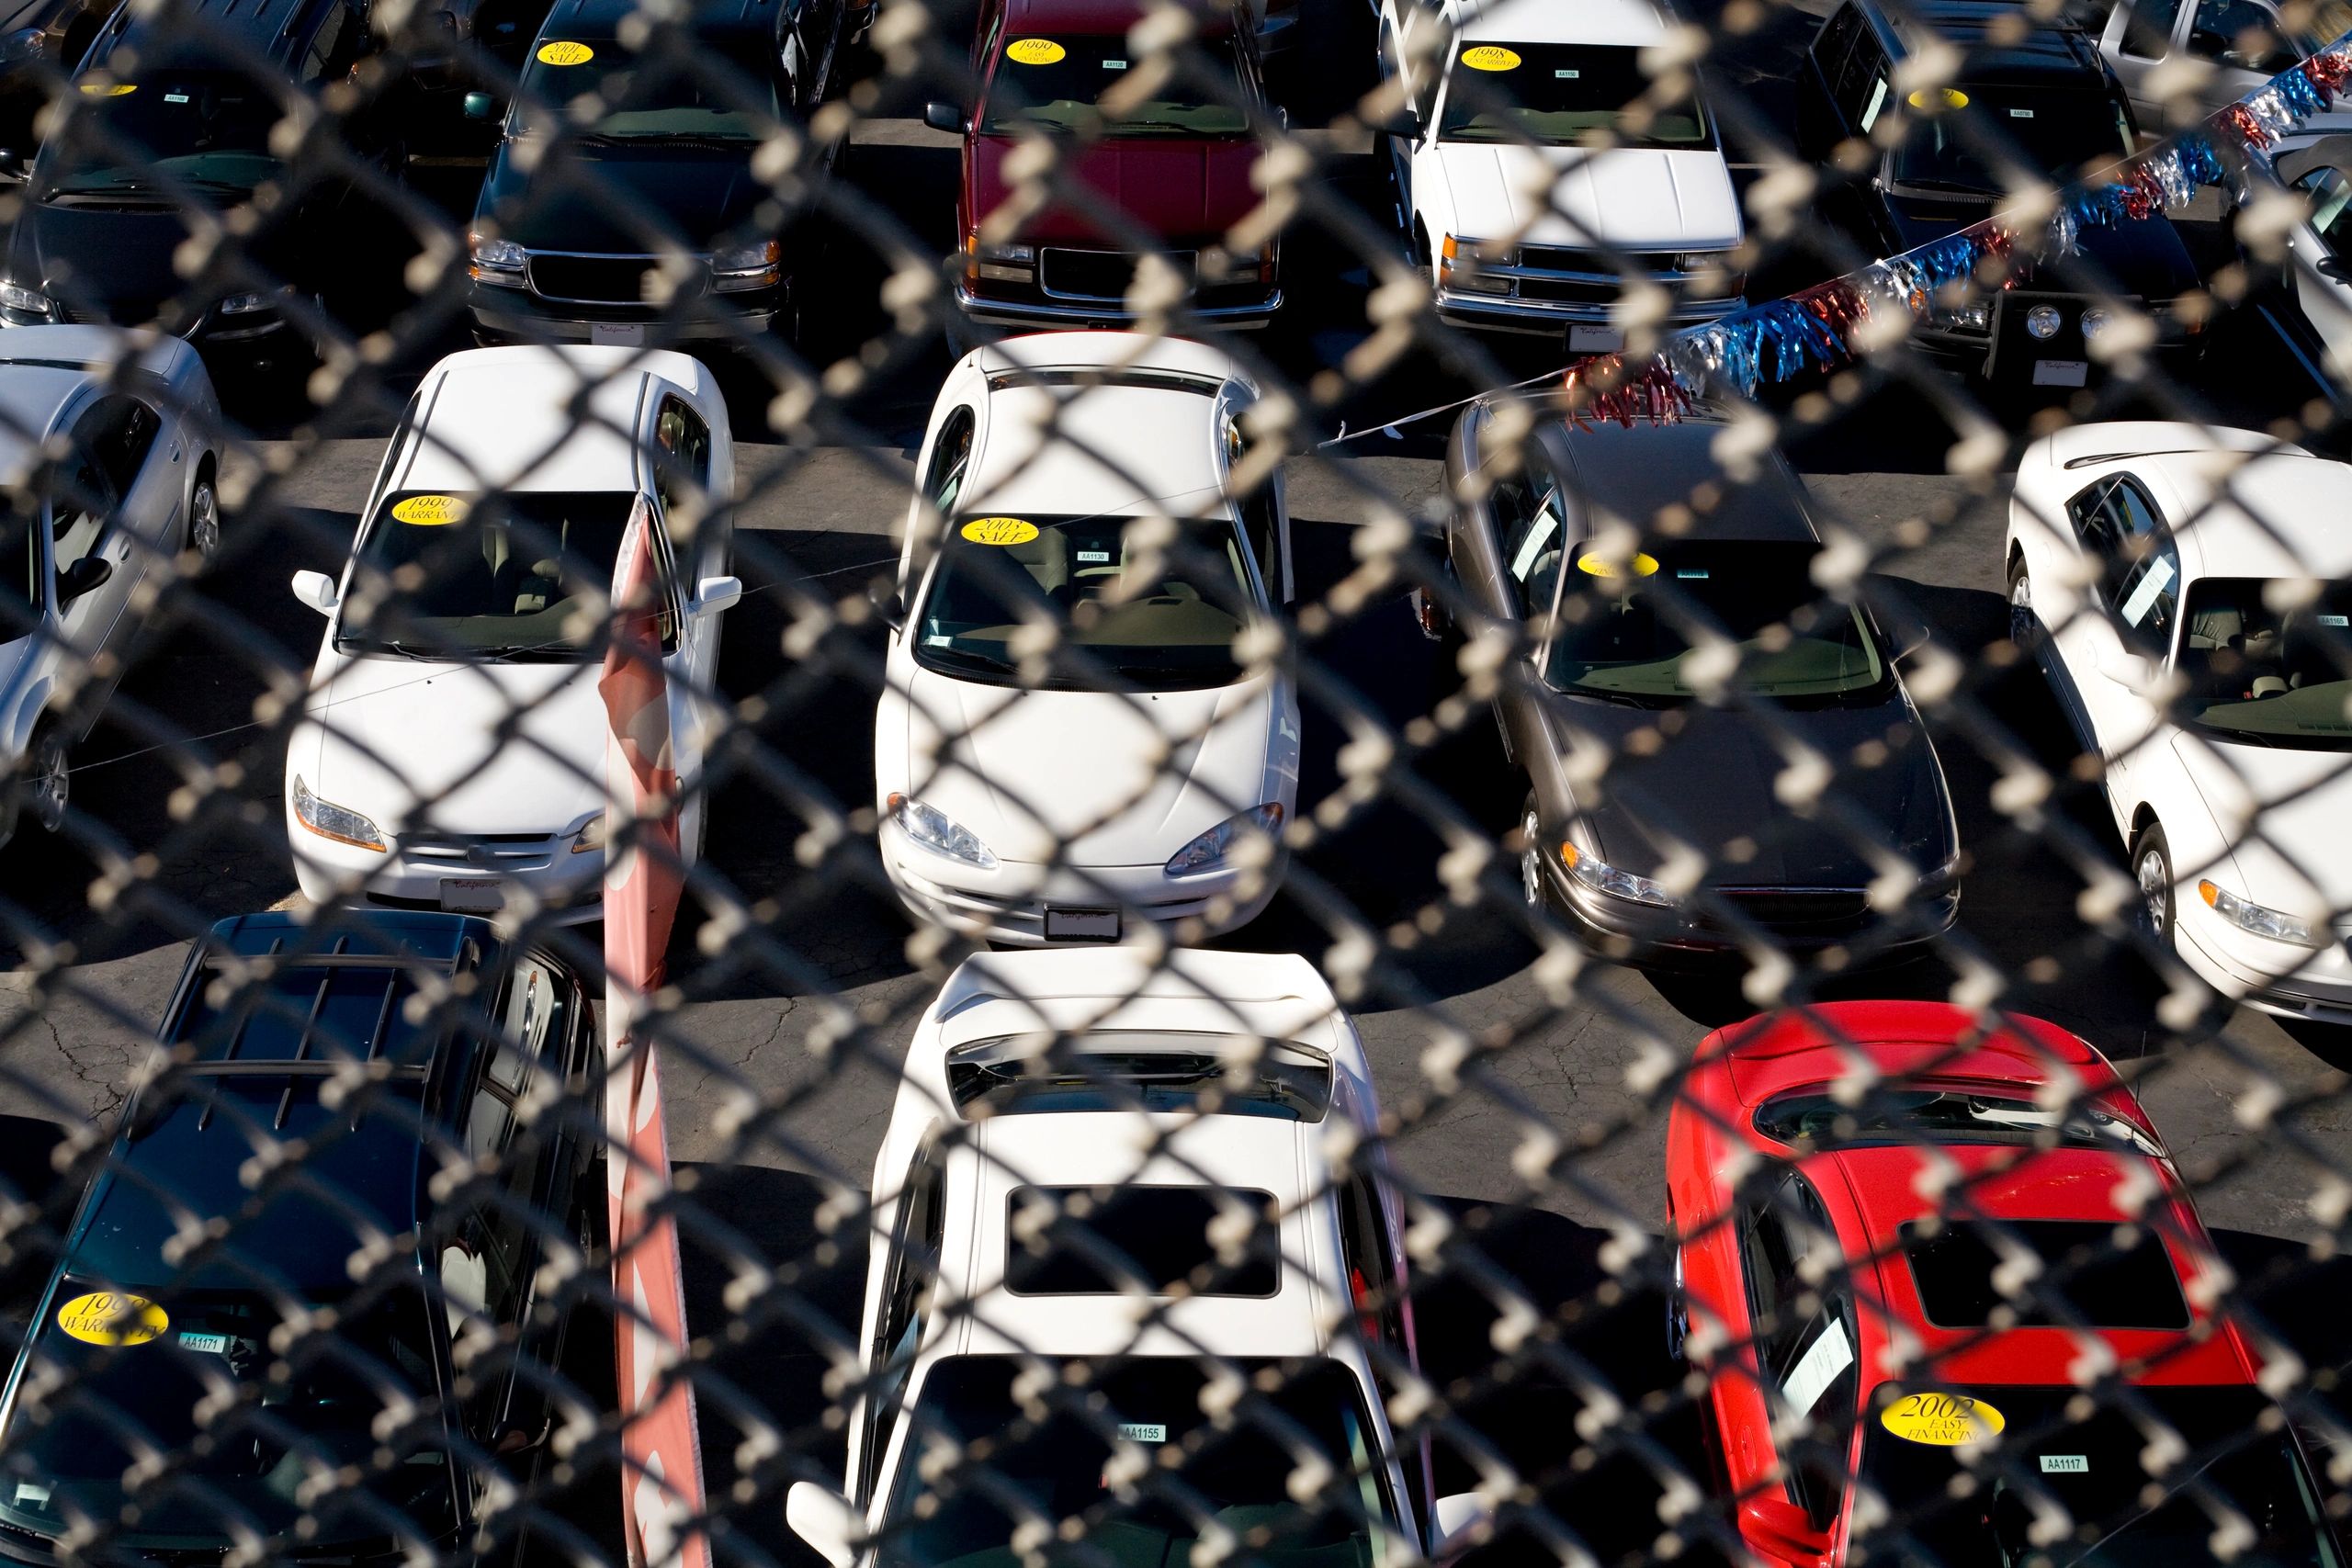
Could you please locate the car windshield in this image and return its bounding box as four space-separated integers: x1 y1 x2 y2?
338 490 646 660
877 1357 1407 1568
2175 577 2352 751
0 1281 454 1544
39 62 286 199
1900 1219 2191 1330
979 35 1251 136
914 513 1262 692
1754 1089 2165 1158
1540 539 1888 705
944 1032 1333 1120
1856 1384 2341 1567
515 34 786 139
1888 86 2135 196
1437 42 1711 148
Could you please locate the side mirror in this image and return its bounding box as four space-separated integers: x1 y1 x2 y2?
873 585 906 632
55 555 110 607
462 90 500 121
1430 1492 1496 1559
292 569 339 616
692 573 743 617
2098 646 2156 690
1374 107 1420 139
922 100 964 134
2318 254 2352 284
1736 1495 1832 1568
0 149 26 186
785 1482 858 1568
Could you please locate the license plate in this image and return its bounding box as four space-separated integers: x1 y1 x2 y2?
1568 325 1623 354
590 322 646 346
2032 358 2089 387
1043 908 1120 942
440 877 506 912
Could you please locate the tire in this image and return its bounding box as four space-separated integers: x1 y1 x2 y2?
2007 558 2038 654
2132 822 2175 945
21 725 67 838
1519 795 1547 912
187 468 220 561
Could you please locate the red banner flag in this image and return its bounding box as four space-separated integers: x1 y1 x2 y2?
599 497 708 1568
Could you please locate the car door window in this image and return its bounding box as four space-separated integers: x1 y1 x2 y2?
2297 165 2352 259
1838 35 1890 131
85 397 159 502
1335 1170 1430 1525
1812 4 1861 94
1736 1170 1856 1530
49 409 119 603
300 2 364 84
1497 464 1566 622
653 395 713 515
2189 0 2300 69
921 408 976 518
862 1147 946 1503
2072 478 2180 651
2120 0 2187 54
1238 487 1282 605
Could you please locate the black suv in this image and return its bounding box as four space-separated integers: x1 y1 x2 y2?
1795 0 2203 385
463 0 843 349
0 911 602 1565
0 0 407 364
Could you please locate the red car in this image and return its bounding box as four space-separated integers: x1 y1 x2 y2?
924 0 1281 331
1666 999 2343 1567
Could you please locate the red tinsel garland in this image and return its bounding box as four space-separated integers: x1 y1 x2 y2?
2306 49 2350 98
2221 101 2274 153
1562 356 1692 429
2119 164 2169 220
1801 277 1868 345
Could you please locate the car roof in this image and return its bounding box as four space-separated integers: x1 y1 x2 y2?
1532 410 1820 545
2143 456 2352 581
961 352 1238 521
63 913 501 1294
538 0 783 39
113 0 339 52
390 346 710 495
1856 0 2108 79
1452 0 1674 48
1001 0 1236 37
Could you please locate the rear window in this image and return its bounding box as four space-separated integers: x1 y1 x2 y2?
946 1032 1330 1122
1900 1220 2190 1330
1754 1089 2163 1158
1005 1186 1280 1297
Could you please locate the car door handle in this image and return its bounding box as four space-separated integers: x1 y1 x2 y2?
170 443 182 462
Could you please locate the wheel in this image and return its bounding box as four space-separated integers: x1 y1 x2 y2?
2007 558 2038 653
1666 1245 1689 1363
22 726 67 836
1519 797 1546 911
187 468 220 561
2132 822 2175 944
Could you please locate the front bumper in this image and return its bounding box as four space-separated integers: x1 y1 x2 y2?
0 299 303 352
878 818 1280 946
1434 283 1745 337
1543 860 1959 970
469 280 783 345
953 279 1281 331
2175 897 2352 1024
288 807 605 926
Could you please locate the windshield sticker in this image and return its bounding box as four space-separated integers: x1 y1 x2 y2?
961 516 1039 546
2120 555 2176 626
1102 57 1127 67
2009 107 2035 118
2322 615 2348 626
1906 86 1970 109
1881 1392 2006 1447
1118 1423 1167 1443
537 39 594 64
2041 1454 2088 1473
1676 569 1708 579
78 81 135 96
1006 37 1067 63
175 1330 231 1354
164 91 189 103
57 1291 169 1347
11 1484 48 1506
1459 45 1521 71
1577 551 1660 579
1077 549 1111 563
1555 68 1580 77
1779 1318 1853 1416
391 493 470 526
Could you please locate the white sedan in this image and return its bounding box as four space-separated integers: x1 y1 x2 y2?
2256 114 2352 406
2007 422 2352 1023
0 328 222 851
874 332 1299 947
284 346 740 923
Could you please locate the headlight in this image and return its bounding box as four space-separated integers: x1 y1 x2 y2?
2198 880 2315 946
1561 840 1670 907
0 281 54 318
218 288 286 316
888 792 996 870
1164 803 1284 877
291 775 388 852
710 239 782 292
468 231 526 286
1946 301 1990 333
569 814 605 855
968 237 1035 284
2080 307 2110 341
1440 234 1510 295
2025 303 2062 340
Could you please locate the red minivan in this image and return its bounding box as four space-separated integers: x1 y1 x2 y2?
926 0 1282 331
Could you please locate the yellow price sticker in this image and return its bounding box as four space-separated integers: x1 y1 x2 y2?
390 493 470 525
1005 37 1067 64
961 516 1040 546
78 81 136 96
1907 85 1969 109
537 39 594 65
1459 45 1521 71
1577 551 1659 579
1880 1392 2006 1448
56 1292 169 1348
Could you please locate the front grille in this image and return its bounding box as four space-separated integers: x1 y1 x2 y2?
1519 246 1679 274
1514 274 1618 305
1704 888 1875 930
528 254 707 306
1039 248 1195 300
400 830 557 866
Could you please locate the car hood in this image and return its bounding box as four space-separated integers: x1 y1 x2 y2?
295 653 606 837
8 203 193 324
1559 692 1956 886
1884 191 2199 299
1429 141 1742 252
2174 733 2352 910
969 133 1261 243
481 142 766 251
899 668 1285 866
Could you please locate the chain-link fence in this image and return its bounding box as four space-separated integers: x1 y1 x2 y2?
0 0 2349 1562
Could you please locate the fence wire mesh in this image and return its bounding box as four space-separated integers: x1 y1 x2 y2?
0 0 2348 1564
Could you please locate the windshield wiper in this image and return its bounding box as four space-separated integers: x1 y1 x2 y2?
348 640 445 660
